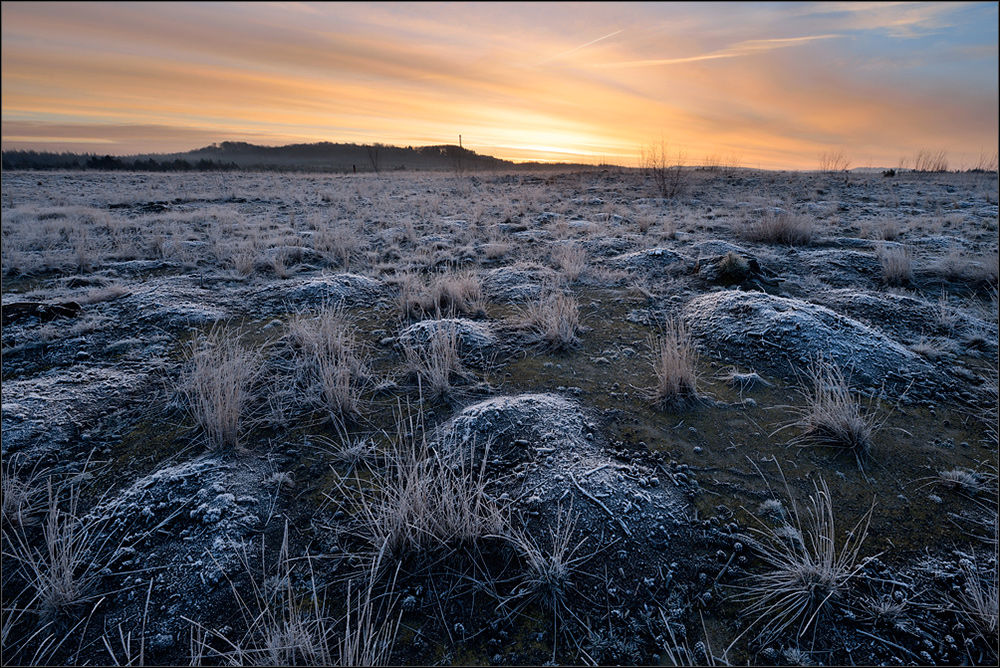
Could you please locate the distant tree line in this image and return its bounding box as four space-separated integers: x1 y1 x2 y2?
2 150 238 172
2 142 599 174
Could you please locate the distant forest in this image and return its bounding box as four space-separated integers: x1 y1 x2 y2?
0 141 573 173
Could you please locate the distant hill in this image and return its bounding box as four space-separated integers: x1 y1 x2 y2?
2 141 535 173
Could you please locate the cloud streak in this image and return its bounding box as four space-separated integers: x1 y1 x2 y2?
594 34 842 68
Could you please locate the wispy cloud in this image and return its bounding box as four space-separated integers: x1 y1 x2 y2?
531 29 624 67
595 34 842 68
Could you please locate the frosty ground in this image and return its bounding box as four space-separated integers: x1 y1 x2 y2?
1 167 997 665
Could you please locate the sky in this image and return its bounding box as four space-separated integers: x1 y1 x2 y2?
2 1 997 169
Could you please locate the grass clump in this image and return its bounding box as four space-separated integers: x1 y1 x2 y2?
741 207 813 246
518 291 584 352
287 303 370 419
715 251 751 284
348 414 509 558
181 323 264 450
500 506 594 661
877 244 914 286
646 319 699 408
734 476 877 645
400 323 472 400
773 357 884 471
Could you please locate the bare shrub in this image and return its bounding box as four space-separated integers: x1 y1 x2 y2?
741 206 813 246
518 291 584 351
181 324 265 450
818 148 850 173
646 319 699 408
641 138 688 199
735 476 876 644
877 244 914 286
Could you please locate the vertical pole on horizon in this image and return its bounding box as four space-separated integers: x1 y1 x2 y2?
459 135 462 149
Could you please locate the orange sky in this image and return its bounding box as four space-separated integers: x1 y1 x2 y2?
2 2 997 169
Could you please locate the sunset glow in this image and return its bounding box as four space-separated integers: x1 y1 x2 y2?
2 1 997 169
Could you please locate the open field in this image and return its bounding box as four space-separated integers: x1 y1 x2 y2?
2 167 998 665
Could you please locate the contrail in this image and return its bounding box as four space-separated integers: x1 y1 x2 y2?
532 29 623 67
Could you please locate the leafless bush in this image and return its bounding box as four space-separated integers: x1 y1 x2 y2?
818 148 850 173
181 324 265 450
641 138 688 199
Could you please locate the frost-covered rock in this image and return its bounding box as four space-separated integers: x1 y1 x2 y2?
396 318 498 366
612 247 688 273
276 273 387 307
682 290 938 394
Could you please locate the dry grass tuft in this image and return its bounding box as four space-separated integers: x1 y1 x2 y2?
955 552 999 647
348 413 510 558
715 251 751 283
500 506 594 660
552 244 588 283
287 303 370 419
518 291 584 351
4 481 105 629
1 456 44 528
734 476 877 645
181 324 265 450
877 244 914 286
773 358 885 471
400 323 472 400
194 523 399 666
741 207 813 246
646 319 699 408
